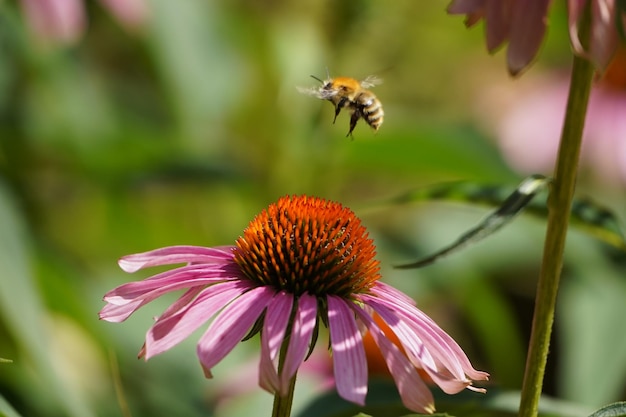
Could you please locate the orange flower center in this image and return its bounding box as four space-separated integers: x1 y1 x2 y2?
233 195 381 298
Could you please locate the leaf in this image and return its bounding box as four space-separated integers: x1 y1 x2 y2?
0 394 24 417
587 402 626 417
394 175 551 268
366 176 626 268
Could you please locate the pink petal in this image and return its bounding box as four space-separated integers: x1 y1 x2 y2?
99 298 147 323
327 295 367 406
119 245 235 272
507 0 551 75
259 291 294 393
104 263 238 304
197 286 275 378
144 281 254 358
280 294 318 393
352 303 436 414
371 282 416 307
99 270 235 323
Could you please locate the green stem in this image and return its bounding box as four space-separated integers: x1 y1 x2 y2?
518 24 595 417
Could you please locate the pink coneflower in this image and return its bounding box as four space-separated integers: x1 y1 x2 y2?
99 195 488 414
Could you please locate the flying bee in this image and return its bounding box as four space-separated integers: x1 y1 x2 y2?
298 74 384 137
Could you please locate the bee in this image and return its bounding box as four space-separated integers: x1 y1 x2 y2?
299 74 384 137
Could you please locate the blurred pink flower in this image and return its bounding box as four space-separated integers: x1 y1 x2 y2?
495 48 626 184
20 0 86 44
448 0 626 75
99 195 488 414
19 0 148 45
448 0 552 75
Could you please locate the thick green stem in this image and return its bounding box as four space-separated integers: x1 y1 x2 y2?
518 32 595 417
271 370 297 417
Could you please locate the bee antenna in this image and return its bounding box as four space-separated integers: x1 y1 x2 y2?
310 75 324 83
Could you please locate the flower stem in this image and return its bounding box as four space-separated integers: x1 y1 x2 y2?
272 318 298 417
518 17 595 417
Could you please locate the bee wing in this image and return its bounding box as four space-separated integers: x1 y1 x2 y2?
360 75 383 88
297 85 337 100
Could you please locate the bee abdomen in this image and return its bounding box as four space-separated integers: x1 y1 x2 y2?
358 93 384 131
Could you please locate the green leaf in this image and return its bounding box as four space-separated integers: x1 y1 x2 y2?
588 402 626 417
367 177 626 259
297 382 590 417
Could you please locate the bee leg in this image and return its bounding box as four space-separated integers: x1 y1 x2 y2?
347 111 360 138
333 97 348 124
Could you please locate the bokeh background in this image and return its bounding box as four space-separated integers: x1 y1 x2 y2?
1 0 625 416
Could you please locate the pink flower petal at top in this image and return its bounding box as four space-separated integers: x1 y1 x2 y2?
448 0 552 75
100 195 488 414
569 0 623 72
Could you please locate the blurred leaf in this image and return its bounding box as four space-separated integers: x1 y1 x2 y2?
0 394 24 417
296 382 590 417
558 251 626 406
0 180 94 417
345 125 514 181
588 402 626 417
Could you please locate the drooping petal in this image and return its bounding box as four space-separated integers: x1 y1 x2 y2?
352 303 436 414
363 290 488 393
280 293 318 393
144 280 254 359
259 291 294 393
119 245 235 272
197 286 275 378
372 287 490 383
568 0 619 71
484 0 513 52
507 0 551 75
327 295 367 406
589 0 619 71
568 0 588 56
447 0 485 15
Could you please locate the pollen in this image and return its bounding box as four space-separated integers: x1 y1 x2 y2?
233 195 381 298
